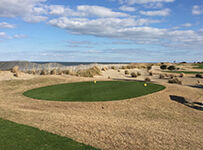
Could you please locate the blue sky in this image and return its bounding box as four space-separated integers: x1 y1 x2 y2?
0 0 203 62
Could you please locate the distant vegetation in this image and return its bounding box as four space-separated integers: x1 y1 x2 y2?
164 71 203 74
193 63 203 69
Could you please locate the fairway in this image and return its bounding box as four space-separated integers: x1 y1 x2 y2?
0 118 99 150
23 81 165 102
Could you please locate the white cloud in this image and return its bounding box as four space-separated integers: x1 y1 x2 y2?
181 23 192 27
47 5 129 18
119 0 175 5
0 32 7 38
119 5 136 11
49 17 160 36
76 5 128 17
0 0 47 23
49 16 203 49
13 34 26 39
192 5 203 15
0 22 15 28
23 15 48 23
49 5 65 15
140 8 170 16
0 32 12 39
144 2 163 8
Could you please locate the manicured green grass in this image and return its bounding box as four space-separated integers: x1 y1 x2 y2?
164 71 203 74
23 81 165 102
0 118 99 150
193 64 203 69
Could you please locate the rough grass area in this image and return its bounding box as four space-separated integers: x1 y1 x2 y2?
0 118 99 150
76 66 101 77
164 71 203 74
193 64 203 69
23 81 165 102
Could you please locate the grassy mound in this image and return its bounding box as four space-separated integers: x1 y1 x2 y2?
76 66 101 77
23 81 165 102
0 118 99 150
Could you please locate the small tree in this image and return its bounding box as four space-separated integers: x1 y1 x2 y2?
168 65 176 70
160 65 167 70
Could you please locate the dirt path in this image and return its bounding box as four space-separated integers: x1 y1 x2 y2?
0 75 202 150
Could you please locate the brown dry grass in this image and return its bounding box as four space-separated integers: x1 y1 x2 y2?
0 70 202 150
76 66 101 77
11 65 19 73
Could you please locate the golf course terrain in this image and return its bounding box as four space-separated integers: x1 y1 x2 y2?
0 118 99 150
23 81 165 102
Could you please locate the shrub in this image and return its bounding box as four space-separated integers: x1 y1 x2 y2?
76 66 101 77
125 70 129 75
179 73 185 78
63 70 70 75
195 74 202 78
159 74 165 79
101 67 106 71
121 66 127 69
145 77 151 82
40 70 46 75
149 72 153 76
50 69 57 75
131 72 137 78
11 66 19 73
147 66 152 70
14 72 19 77
108 76 111 79
28 70 36 75
137 72 141 76
111 66 116 70
160 65 167 70
168 65 176 70
118 70 120 72
168 78 182 84
169 74 175 79
164 74 169 77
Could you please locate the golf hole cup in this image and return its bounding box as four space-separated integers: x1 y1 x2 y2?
144 83 147 87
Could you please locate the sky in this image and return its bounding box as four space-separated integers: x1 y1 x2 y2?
0 0 203 62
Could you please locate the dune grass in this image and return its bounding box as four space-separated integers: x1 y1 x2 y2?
23 81 165 102
0 118 99 150
164 71 203 74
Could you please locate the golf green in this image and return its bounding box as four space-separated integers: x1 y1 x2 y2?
23 81 165 102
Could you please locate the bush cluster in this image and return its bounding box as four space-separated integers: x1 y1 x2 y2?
195 74 202 78
131 72 137 78
168 78 182 84
145 77 151 82
160 65 167 70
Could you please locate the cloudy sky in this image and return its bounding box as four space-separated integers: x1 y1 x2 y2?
0 0 203 62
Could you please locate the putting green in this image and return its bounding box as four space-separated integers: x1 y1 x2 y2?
23 81 165 102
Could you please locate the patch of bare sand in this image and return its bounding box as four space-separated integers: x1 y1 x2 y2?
0 70 202 150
